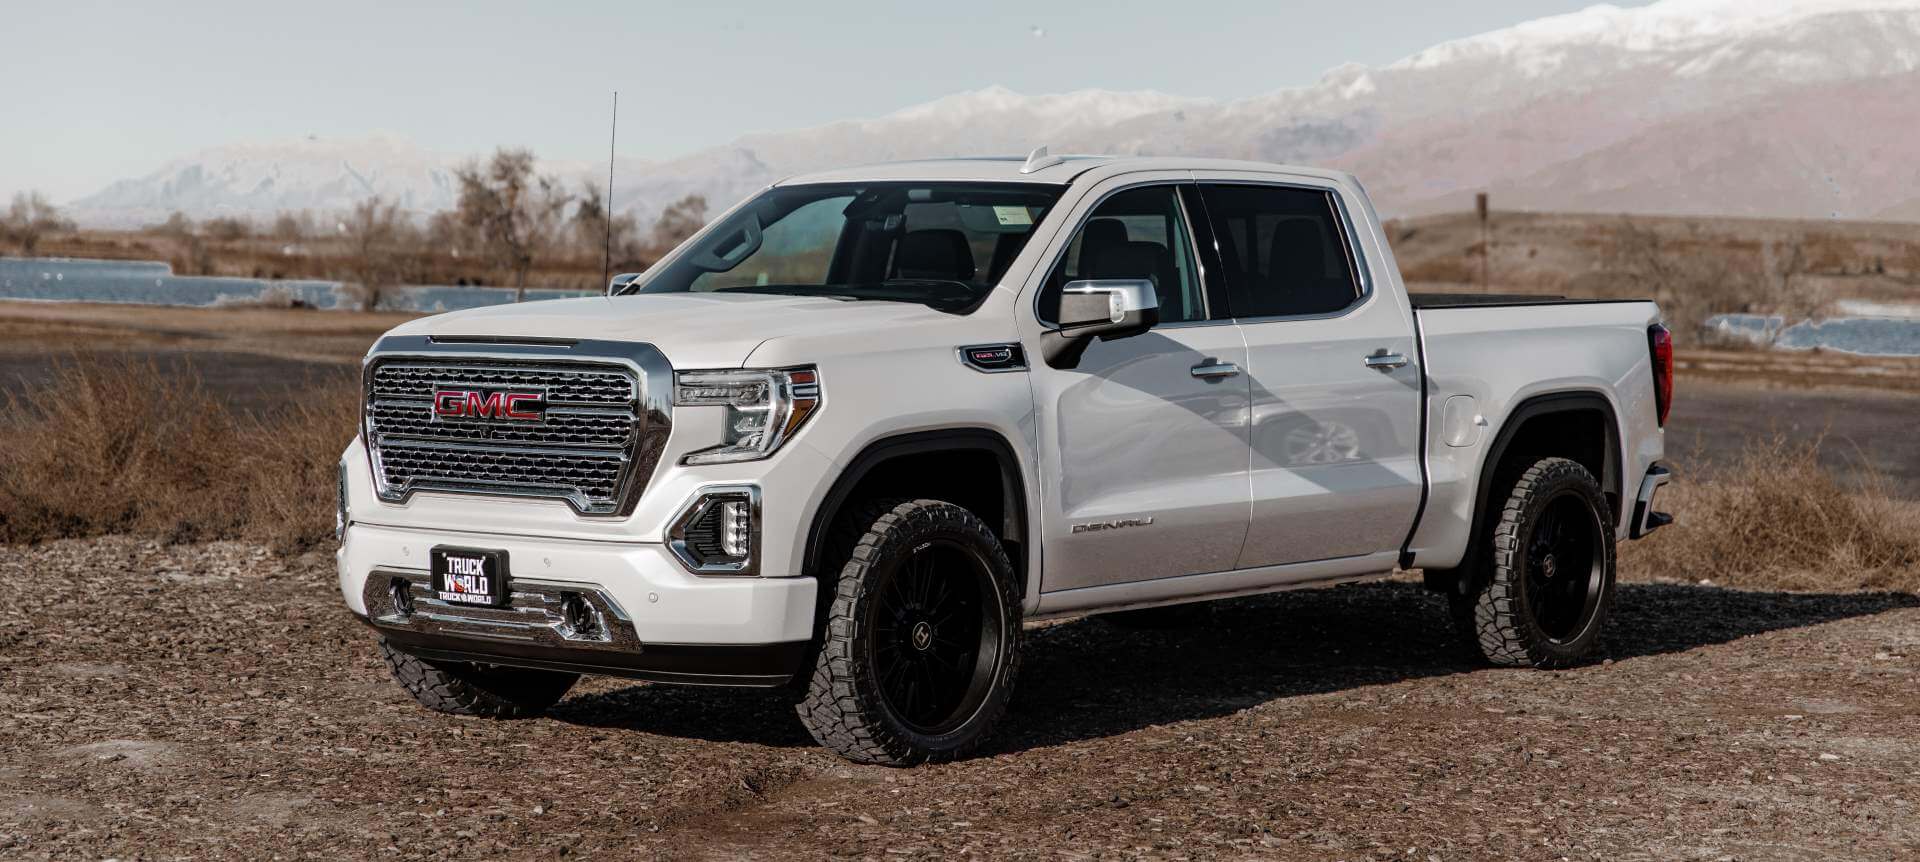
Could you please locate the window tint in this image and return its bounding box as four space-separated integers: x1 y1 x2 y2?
1040 185 1207 324
641 183 1063 314
1197 185 1361 318
690 195 849 292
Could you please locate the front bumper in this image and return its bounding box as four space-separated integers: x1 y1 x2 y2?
339 522 816 687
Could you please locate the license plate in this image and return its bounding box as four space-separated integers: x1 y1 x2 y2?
431 546 509 607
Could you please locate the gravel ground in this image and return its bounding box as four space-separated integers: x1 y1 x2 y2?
4 538 1919 861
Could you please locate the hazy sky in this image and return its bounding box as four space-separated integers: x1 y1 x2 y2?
4 0 1655 202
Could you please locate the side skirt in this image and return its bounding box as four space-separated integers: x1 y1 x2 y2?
1031 551 1401 619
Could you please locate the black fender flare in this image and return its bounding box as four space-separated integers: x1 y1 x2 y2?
1435 391 1623 591
799 428 1030 583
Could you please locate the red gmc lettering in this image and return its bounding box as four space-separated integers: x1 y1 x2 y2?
432 390 542 421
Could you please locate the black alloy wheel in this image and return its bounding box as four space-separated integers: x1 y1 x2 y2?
1450 456 1617 668
868 539 1002 735
1523 491 1606 643
796 498 1022 766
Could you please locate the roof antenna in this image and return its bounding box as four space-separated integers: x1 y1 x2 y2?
603 90 618 292
1020 144 1063 174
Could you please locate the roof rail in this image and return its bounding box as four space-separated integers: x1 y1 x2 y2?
1019 145 1065 174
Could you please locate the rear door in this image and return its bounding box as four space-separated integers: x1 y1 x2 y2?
1189 174 1424 571
1022 175 1252 593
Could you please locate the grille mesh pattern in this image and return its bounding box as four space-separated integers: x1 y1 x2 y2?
372 363 634 405
367 402 633 448
376 444 624 501
365 359 648 513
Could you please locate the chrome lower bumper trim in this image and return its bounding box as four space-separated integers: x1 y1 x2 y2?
1631 463 1674 539
360 567 642 652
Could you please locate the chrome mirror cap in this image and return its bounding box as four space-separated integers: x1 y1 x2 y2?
1062 278 1159 325
1042 279 1162 370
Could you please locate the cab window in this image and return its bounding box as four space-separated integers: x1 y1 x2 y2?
1040 185 1207 325
1197 184 1362 318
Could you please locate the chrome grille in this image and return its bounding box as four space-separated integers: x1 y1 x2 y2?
363 349 668 515
372 363 635 405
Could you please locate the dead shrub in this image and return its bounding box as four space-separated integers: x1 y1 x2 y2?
234 383 360 551
0 356 357 552
1620 437 1920 592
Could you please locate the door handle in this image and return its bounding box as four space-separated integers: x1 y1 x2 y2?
1364 353 1410 372
1190 361 1241 381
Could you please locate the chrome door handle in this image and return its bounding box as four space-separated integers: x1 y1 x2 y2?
1190 361 1241 381
1364 353 1410 372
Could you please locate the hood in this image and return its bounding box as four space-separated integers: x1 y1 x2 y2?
387 292 961 368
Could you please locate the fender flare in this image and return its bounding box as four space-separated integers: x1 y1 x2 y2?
799 428 1030 582
1440 391 1622 588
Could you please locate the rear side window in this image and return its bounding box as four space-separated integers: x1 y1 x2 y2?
1197 184 1362 318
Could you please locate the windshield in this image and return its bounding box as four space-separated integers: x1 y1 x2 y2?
635 182 1065 314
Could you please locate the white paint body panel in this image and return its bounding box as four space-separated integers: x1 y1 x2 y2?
1406 300 1666 570
337 155 1666 654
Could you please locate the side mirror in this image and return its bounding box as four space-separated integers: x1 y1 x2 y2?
607 272 645 297
1041 279 1160 369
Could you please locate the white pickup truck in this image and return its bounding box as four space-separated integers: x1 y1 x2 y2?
338 152 1674 765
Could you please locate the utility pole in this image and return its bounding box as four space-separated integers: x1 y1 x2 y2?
1476 192 1491 293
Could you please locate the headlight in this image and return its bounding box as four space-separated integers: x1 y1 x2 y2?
673 367 821 465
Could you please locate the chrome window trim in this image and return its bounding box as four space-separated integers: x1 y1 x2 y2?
1030 178 1227 330
1193 177 1377 326
666 484 763 576
361 335 673 517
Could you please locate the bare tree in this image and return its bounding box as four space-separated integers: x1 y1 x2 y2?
1604 218 1827 344
337 197 405 311
648 194 708 255
151 211 197 240
202 216 252 242
570 182 642 279
4 191 75 256
453 149 571 302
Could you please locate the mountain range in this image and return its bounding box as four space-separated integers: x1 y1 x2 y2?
66 0 1920 227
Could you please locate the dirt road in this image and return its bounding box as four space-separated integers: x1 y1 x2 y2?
4 538 1918 860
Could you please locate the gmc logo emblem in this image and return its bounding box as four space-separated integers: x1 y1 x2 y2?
432 390 545 422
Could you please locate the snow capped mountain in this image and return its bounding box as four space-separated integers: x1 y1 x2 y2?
65 0 1920 227
72 136 466 227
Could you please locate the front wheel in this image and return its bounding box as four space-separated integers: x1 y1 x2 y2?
1451 457 1616 668
379 640 577 718
795 499 1022 766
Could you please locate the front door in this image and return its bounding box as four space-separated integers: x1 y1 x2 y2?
1189 176 1424 570
1024 180 1252 593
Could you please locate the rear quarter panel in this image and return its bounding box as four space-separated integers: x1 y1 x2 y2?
1408 301 1665 569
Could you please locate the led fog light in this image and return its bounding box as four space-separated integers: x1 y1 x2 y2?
668 487 760 575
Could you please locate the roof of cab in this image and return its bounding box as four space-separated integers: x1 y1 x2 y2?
774 155 1356 187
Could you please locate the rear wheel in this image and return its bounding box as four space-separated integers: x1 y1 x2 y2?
1450 457 1616 668
796 499 1022 766
379 640 577 718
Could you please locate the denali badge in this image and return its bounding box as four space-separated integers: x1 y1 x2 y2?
1071 516 1155 534
432 389 545 422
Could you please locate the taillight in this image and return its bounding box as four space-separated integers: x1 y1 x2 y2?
1648 324 1673 426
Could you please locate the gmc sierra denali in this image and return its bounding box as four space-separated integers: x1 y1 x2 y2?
338 151 1675 765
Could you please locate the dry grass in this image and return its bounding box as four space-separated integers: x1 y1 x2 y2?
4 357 1917 596
1621 436 1920 592
0 355 356 551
